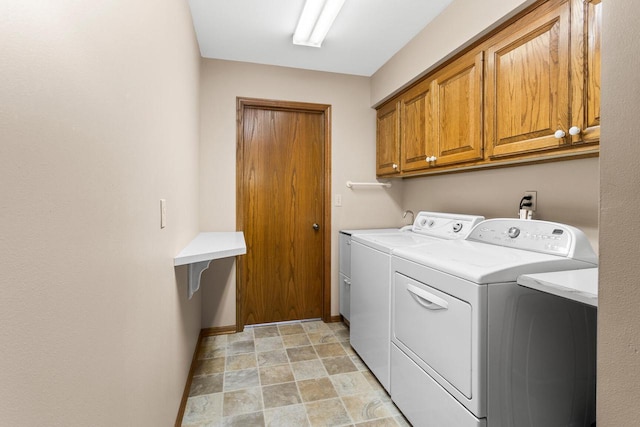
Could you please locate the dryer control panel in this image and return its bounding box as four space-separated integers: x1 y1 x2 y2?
412 212 484 239
467 219 598 264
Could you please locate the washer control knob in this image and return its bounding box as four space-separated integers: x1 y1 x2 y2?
452 222 463 233
419 218 428 227
508 227 521 238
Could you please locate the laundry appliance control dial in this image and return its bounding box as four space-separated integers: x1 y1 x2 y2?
508 227 520 238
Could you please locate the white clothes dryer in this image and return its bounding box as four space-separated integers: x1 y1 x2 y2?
390 219 598 427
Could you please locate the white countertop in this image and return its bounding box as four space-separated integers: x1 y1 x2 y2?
517 268 598 307
174 232 246 266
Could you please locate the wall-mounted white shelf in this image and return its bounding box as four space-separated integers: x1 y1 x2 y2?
174 232 246 299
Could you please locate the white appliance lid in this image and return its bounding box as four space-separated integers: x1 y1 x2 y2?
351 232 436 252
351 211 485 252
393 239 597 284
340 228 401 236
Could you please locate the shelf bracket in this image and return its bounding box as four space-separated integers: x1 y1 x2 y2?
174 232 247 300
187 260 214 299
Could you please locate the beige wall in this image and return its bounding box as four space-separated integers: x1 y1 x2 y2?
598 0 640 424
198 59 403 328
0 1 201 425
370 0 536 105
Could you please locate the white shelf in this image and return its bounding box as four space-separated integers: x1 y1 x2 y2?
175 232 246 299
517 268 598 307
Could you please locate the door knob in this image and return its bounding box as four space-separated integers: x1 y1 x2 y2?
313 223 320 231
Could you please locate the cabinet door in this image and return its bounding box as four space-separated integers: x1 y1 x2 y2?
431 49 484 166
485 0 571 158
376 100 401 176
400 79 435 172
570 0 601 145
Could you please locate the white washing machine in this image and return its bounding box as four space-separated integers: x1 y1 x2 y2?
350 212 485 392
390 219 598 427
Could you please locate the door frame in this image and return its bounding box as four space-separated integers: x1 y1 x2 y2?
235 97 332 331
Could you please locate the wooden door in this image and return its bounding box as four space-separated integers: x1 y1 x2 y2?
236 98 331 328
400 79 435 172
376 100 401 175
570 0 601 145
432 49 484 166
485 0 571 158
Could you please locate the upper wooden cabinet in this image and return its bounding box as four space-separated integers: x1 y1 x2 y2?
399 49 484 172
485 0 571 158
376 100 400 176
570 0 601 145
399 79 434 172
485 0 600 159
431 49 484 167
375 0 600 177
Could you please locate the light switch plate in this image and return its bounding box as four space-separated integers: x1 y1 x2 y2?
160 199 167 228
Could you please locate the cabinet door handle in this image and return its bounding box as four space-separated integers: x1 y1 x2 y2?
406 284 448 310
569 126 581 136
392 163 398 169
554 129 566 139
312 223 320 231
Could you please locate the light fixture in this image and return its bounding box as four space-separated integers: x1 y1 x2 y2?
293 0 346 48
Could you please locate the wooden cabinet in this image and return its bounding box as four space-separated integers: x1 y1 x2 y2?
570 0 601 145
375 0 600 177
485 0 571 158
485 0 600 159
376 100 400 176
399 79 434 172
398 49 484 173
431 49 484 166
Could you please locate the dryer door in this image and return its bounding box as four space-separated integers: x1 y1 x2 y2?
394 272 473 398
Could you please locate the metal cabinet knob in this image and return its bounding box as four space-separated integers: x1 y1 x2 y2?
313 223 320 231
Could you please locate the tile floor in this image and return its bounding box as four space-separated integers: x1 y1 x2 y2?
181 320 411 427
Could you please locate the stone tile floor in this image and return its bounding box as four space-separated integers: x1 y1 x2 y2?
181 320 411 427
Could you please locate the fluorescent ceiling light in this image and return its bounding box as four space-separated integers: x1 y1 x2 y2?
293 0 346 48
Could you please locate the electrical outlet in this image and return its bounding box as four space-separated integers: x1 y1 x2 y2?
523 191 537 211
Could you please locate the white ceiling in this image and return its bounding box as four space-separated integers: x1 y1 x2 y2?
188 0 454 76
